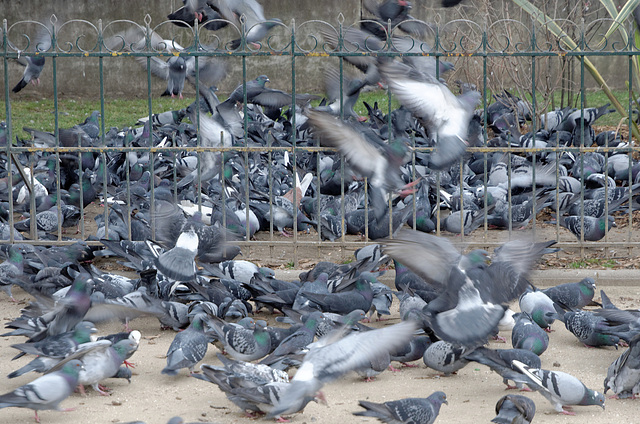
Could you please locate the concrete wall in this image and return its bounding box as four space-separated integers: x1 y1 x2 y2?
0 1 631 101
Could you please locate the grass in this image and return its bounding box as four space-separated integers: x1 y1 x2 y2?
284 261 295 269
0 88 634 141
568 258 618 269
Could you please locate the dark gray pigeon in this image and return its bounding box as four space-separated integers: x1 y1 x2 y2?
148 227 198 284
512 360 605 415
492 394 536 424
558 215 616 241
604 334 640 399
0 359 83 423
511 313 549 356
542 277 597 310
465 346 540 390
353 391 448 424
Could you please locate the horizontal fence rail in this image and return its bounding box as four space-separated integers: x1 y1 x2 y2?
1 13 640 265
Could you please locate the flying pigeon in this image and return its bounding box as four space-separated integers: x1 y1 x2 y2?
267 320 417 419
382 230 551 348
379 59 481 170
353 391 448 424
306 109 417 220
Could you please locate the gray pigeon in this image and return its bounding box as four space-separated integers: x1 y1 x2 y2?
542 277 597 310
0 359 83 423
559 215 616 241
422 341 469 376
208 317 271 362
519 290 556 331
75 339 138 395
512 360 605 415
353 391 448 424
492 394 536 424
0 245 25 302
162 315 209 375
379 59 480 170
604 334 640 399
383 230 551 348
306 109 416 221
267 321 417 419
149 227 198 284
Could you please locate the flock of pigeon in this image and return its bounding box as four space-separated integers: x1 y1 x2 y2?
2 0 640 423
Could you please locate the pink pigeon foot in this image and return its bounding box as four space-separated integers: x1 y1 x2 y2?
402 363 419 368
492 335 507 343
388 365 401 372
560 409 576 415
124 360 136 368
544 327 554 333
275 417 290 423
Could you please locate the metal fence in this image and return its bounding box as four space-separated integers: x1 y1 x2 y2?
1 12 640 265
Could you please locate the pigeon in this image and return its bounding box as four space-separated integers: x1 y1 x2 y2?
260 311 322 366
267 321 417 419
519 290 556 331
306 109 416 221
208 317 271 362
149 227 198 283
353 391 448 424
555 306 620 348
379 59 480 170
492 394 536 424
0 359 83 423
511 313 549 356
465 346 541 390
74 339 138 395
604 334 640 399
10 321 97 362
162 315 210 376
512 360 605 415
11 22 53 94
0 245 25 302
382 230 550 348
542 277 597 310
422 341 469 376
558 215 616 241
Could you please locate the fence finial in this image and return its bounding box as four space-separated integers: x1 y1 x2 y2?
144 14 152 26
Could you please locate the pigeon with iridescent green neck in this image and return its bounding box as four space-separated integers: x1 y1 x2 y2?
0 359 83 423
162 315 210 376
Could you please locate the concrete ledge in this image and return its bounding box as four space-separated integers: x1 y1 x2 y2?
274 268 640 288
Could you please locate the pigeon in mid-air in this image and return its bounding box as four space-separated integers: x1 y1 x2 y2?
379 59 481 170
0 359 84 423
306 109 417 220
492 394 536 424
512 360 605 415
353 391 448 424
382 230 551 348
267 321 417 419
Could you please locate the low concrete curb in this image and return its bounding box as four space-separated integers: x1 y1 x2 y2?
274 268 640 288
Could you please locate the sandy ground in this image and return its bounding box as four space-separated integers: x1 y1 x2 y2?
1 280 640 424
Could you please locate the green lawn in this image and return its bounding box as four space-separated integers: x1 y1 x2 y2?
0 88 634 141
